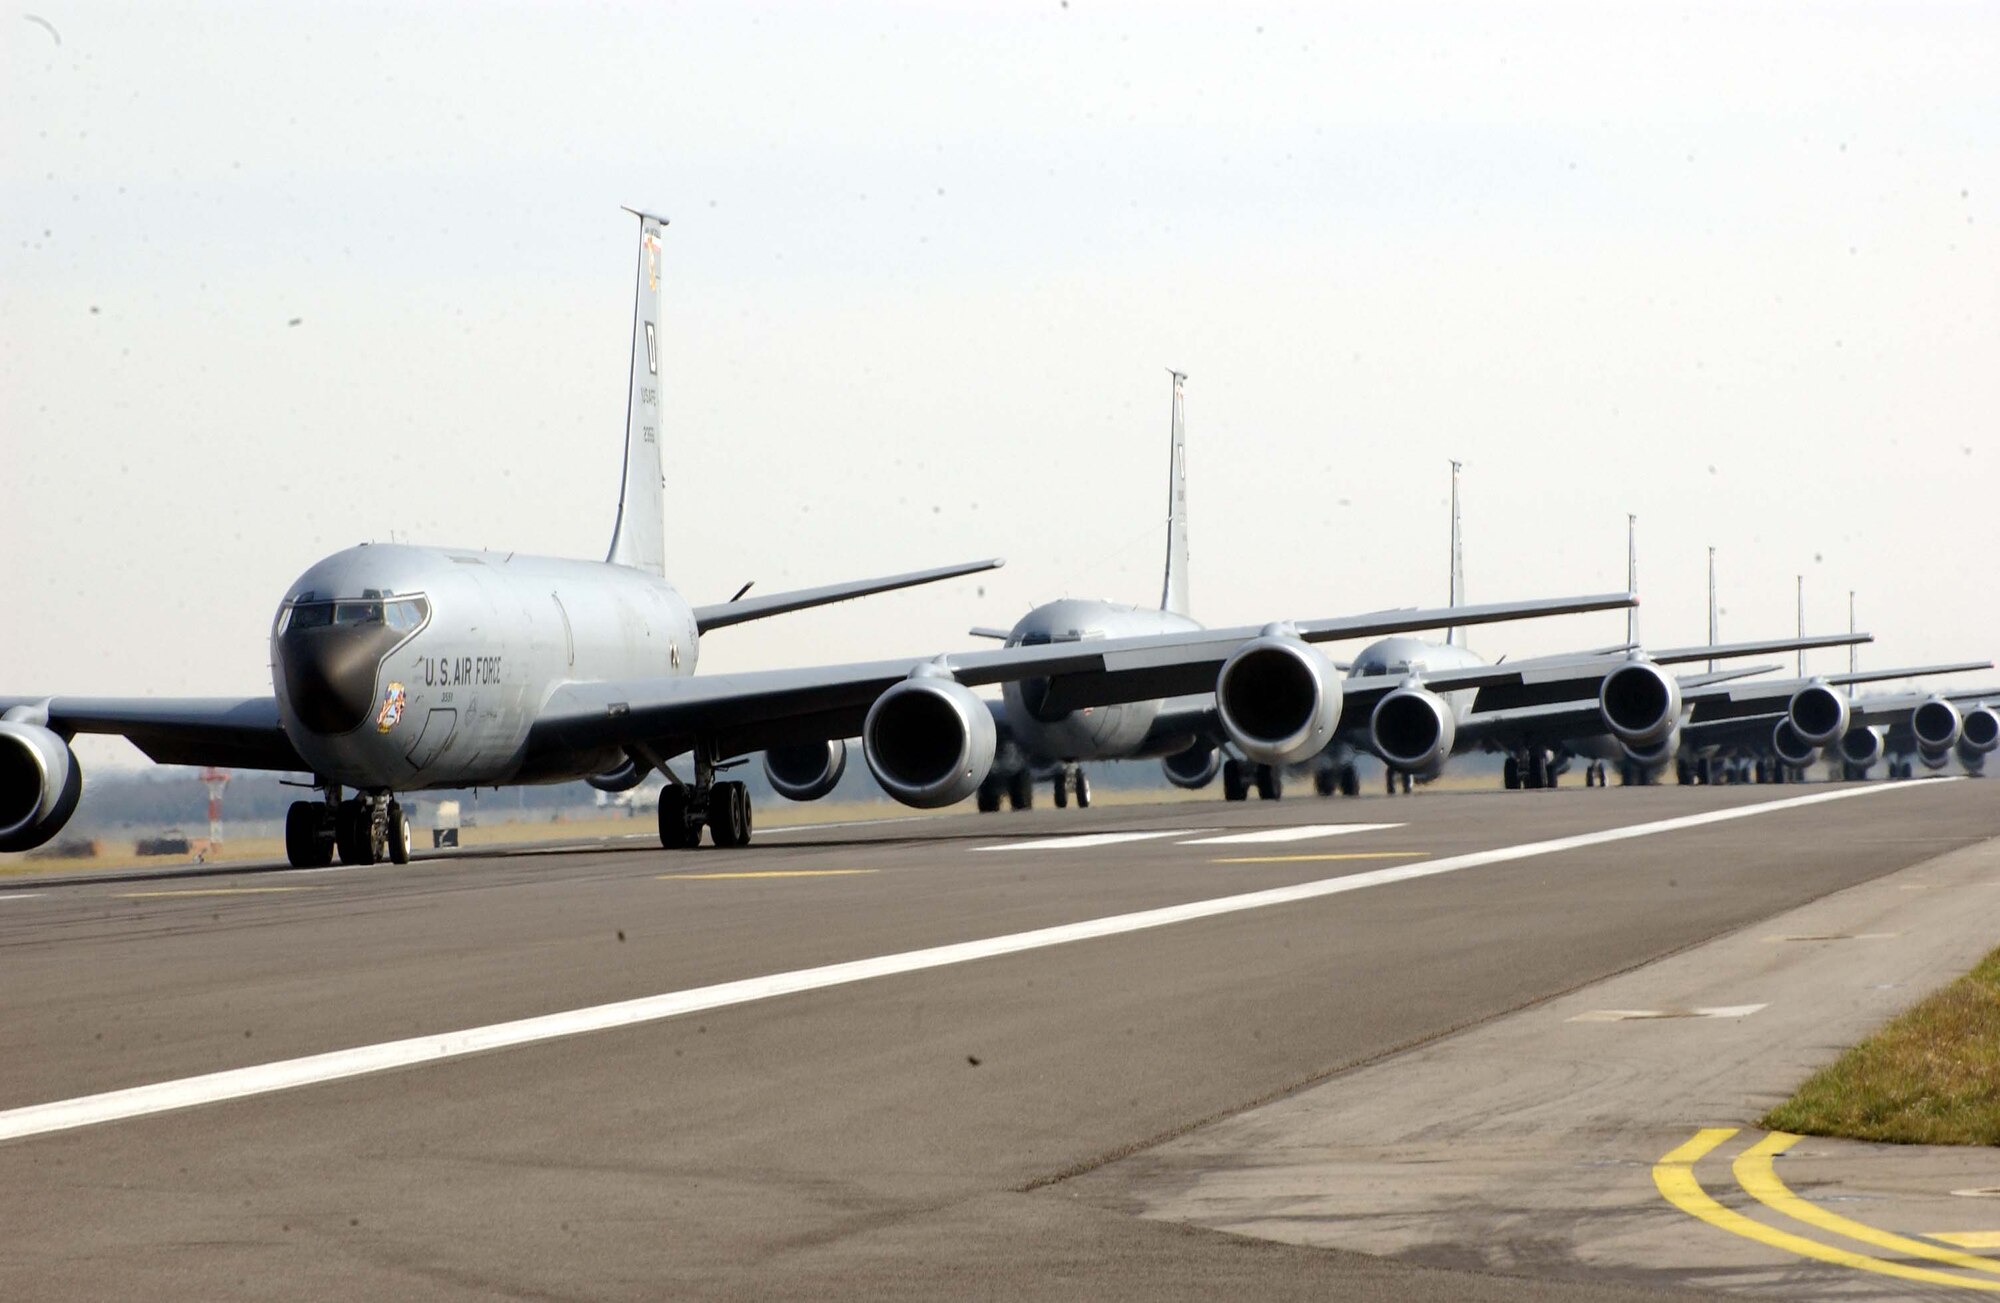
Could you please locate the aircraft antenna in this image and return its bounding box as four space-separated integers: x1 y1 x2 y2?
1446 459 1465 648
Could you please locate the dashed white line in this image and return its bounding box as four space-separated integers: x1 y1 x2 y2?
0 782 1931 1144
0 893 43 901
1180 823 1404 845
974 830 1207 852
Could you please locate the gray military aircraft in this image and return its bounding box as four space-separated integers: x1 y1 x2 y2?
1 212 1637 864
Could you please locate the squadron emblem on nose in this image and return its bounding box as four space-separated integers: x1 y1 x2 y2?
376 682 407 734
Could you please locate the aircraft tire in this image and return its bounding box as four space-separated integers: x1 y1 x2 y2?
1340 765 1360 797
1074 771 1091 808
1053 772 1069 809
386 800 411 865
285 801 336 868
1008 770 1034 810
1503 757 1520 790
976 779 1002 813
334 798 375 866
1314 765 1337 797
1384 766 1398 796
658 788 700 849
1222 759 1248 802
709 781 751 848
1256 765 1281 801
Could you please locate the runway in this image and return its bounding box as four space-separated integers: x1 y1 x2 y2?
3 780 1996 1301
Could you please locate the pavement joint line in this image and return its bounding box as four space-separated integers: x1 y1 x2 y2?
1653 1128 2000 1292
0 781 1933 1145
657 870 879 881
1733 1131 2000 1276
1209 851 1427 865
116 886 332 899
1179 823 1405 845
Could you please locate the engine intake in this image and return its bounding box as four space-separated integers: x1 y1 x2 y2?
0 721 83 853
1370 687 1456 776
1787 682 1851 748
1959 706 2000 756
1772 719 1818 769
1622 721 1681 767
1912 697 1964 752
1599 660 1680 747
1839 726 1884 770
1161 742 1221 790
764 739 849 802
863 673 995 808
1214 629 1341 766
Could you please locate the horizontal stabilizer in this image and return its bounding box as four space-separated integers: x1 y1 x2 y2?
693 558 1004 633
1824 660 1993 688
968 626 1012 641
1647 631 1869 665
1677 664 1782 688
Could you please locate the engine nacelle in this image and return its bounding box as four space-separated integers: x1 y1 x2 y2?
1599 660 1681 747
1839 726 1884 770
1918 745 1952 772
1622 721 1682 768
585 757 649 793
1912 697 1964 752
1160 742 1221 790
0 721 84 853
1956 740 1988 776
1214 628 1342 766
763 739 849 802
1959 706 2000 756
1787 681 1851 748
1370 687 1456 777
1772 719 1819 769
863 672 996 808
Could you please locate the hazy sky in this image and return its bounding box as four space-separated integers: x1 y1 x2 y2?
4 2 1996 769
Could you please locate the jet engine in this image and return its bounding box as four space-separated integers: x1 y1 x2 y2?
1622 721 1682 769
585 757 649 793
1959 706 2000 756
1214 627 1342 766
1787 682 1851 748
0 720 84 853
1772 719 1819 769
1369 687 1456 777
1160 742 1221 790
764 739 849 802
1838 726 1884 771
863 671 996 808
1598 660 1681 748
1956 740 1989 776
1918 746 1952 772
1912 697 1964 753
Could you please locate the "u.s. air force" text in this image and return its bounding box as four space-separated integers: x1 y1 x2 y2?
421 655 502 687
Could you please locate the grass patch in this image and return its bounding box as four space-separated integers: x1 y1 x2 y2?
1761 945 2000 1145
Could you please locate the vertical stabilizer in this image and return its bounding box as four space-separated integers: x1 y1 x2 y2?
1625 514 1639 648
606 208 668 576
1706 546 1718 674
1445 459 1466 647
1849 591 1857 678
1796 575 1806 677
1159 370 1192 617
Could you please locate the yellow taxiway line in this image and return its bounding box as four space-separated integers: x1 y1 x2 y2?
658 870 879 881
1209 851 1429 865
1653 1129 2000 1291
1734 1132 2000 1276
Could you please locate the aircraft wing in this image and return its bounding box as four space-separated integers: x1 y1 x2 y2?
1846 685 2000 730
691 558 1004 633
1684 661 1994 726
0 696 308 770
529 590 1635 763
1642 631 1869 665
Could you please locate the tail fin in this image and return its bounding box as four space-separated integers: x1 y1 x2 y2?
1445 459 1465 647
1625 514 1640 648
1795 575 1806 677
1706 546 1718 674
1848 590 1858 678
1160 370 1192 617
606 207 668 576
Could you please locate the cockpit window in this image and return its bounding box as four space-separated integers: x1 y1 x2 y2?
281 595 428 634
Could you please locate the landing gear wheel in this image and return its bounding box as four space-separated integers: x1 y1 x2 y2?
1340 765 1359 797
976 778 1002 813
1314 764 1337 797
1255 765 1281 801
1503 757 1521 791
284 801 336 868
658 787 701 849
386 799 411 865
1527 750 1549 790
1053 771 1070 809
334 798 375 866
1385 767 1400 796
1008 769 1034 811
1400 770 1413 794
708 780 752 848
1698 758 1714 786
1073 771 1091 809
1221 759 1248 802
1675 760 1692 786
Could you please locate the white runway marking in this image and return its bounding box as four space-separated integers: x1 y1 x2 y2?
1569 1004 1767 1022
757 815 946 837
0 783 1936 1145
0 893 43 902
1180 823 1404 845
974 830 1206 852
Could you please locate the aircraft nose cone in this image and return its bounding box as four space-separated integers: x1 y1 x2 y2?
278 624 400 735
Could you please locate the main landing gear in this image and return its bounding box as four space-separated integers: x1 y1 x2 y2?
1221 758 1282 801
974 769 1041 812
1504 749 1557 790
1312 762 1361 797
285 788 410 868
1052 767 1092 809
657 752 753 849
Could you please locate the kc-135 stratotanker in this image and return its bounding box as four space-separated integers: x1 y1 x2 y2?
1 210 1636 865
